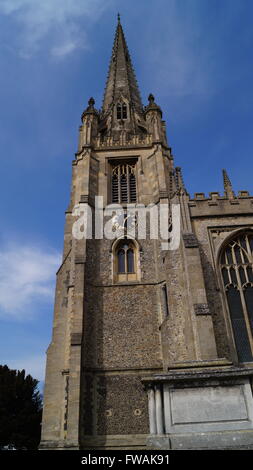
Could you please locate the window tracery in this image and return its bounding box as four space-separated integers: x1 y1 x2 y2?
113 238 139 283
220 231 253 362
116 241 135 274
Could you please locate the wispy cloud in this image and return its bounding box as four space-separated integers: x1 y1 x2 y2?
0 242 60 320
51 40 81 58
0 0 113 58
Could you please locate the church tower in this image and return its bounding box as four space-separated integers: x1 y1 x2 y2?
41 17 253 450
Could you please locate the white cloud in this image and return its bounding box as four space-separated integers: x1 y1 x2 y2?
0 0 112 58
0 242 60 320
51 39 82 58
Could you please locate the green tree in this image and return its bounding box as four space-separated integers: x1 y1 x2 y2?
0 365 42 449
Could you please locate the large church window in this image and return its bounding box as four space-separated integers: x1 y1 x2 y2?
111 161 137 203
220 231 253 362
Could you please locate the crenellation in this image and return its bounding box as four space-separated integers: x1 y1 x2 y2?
209 191 221 198
189 191 253 218
238 190 250 197
194 192 206 199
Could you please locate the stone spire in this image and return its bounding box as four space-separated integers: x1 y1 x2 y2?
222 169 235 199
102 15 143 114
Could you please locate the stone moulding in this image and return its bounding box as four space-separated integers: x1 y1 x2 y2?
182 233 199 248
142 365 253 450
74 256 85 264
194 303 211 315
142 364 253 385
70 333 82 346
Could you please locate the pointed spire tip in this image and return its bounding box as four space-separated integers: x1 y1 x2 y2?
102 13 143 113
222 168 234 198
222 168 232 187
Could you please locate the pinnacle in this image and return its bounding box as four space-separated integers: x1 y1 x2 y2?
222 168 232 190
222 169 234 199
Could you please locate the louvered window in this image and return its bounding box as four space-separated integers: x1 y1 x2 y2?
220 232 253 362
111 162 137 203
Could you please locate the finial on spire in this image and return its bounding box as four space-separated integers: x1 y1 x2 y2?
148 93 155 104
144 93 162 116
222 169 235 199
81 97 97 120
88 97 95 108
117 13 121 24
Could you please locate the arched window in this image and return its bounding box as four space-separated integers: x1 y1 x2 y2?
116 102 127 120
122 103 127 119
113 239 139 283
116 241 135 274
118 248 125 273
127 248 134 273
220 231 253 362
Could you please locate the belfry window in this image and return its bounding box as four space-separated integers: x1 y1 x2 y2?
111 161 137 203
117 102 127 120
220 231 253 362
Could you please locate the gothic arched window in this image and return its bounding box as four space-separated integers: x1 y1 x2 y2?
116 102 127 120
220 231 253 362
116 241 135 274
111 161 137 203
113 239 139 283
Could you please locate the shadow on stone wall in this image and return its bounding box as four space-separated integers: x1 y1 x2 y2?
80 237 106 446
198 244 233 361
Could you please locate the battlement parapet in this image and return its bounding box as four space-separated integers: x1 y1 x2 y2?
189 190 253 217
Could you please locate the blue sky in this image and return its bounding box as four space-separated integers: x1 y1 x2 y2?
0 0 253 389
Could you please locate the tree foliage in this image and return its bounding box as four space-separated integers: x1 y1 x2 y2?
0 365 42 449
